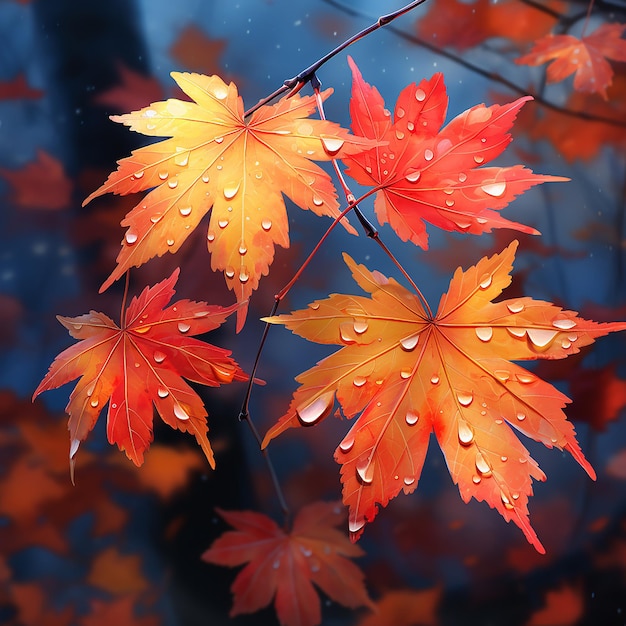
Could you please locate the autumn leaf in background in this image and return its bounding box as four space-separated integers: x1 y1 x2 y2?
516 23 626 100
262 242 626 552
341 58 565 249
84 71 375 330
32 268 247 471
202 502 373 626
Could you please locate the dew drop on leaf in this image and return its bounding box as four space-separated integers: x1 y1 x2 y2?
178 322 191 333
239 269 249 284
356 459 374 485
472 475 481 484
158 171 169 180
424 149 434 161
157 387 169 398
516 412 526 421
475 326 493 342
458 172 467 182
415 88 426 101
312 195 324 207
353 318 368 334
125 231 138 245
353 376 367 387
458 419 474 445
479 273 492 289
552 318 576 330
261 219 272 231
320 136 345 155
218 219 229 229
403 476 416 486
457 391 473 407
507 301 525 314
405 169 421 183
167 238 175 247
179 206 192 217
223 182 240 200
527 328 558 349
339 434 355 453
475 451 492 476
481 181 507 197
296 391 334 426
431 374 440 384
405 410 419 426
174 403 190 420
400 334 419 351
473 155 485 164
348 516 365 534
154 351 166 363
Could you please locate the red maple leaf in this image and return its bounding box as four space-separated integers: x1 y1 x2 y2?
33 269 246 470
341 57 566 249
202 502 373 626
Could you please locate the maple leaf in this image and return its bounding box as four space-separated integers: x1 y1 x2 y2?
341 58 565 249
516 23 626 100
84 72 374 330
32 268 246 469
262 242 626 552
202 502 373 626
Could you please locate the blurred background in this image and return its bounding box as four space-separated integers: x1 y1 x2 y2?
1 0 626 624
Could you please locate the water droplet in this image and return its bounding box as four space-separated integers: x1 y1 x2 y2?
320 136 345 155
201 173 210 183
134 170 144 179
150 213 163 224
167 238 175 247
218 219 229 229
239 269 249 283
223 182 240 200
158 171 169 180
174 404 190 420
507 301 525 314
225 267 235 279
70 438 80 459
445 199 455 207
213 84 228 99
552 318 576 330
472 475 481 484
214 136 224 144
405 411 419 426
475 326 493 342
516 373 536 384
400 369 412 379
479 273 492 289
261 219 272 231
481 181 507 197
157 387 169 398
403 476 416 486
473 155 485 164
348 517 365 534
178 322 191 333
507 326 526 338
238 242 247 255
407 121 415 132
500 491 514 510
174 150 189 167
125 232 138 245
356 459 374 485
405 169 421 183
86 383 95 397
495 418 503 425
516 412 526 421
90 398 99 408
351 318 368 335
527 328 558 349
494 369 510 381
431 375 440 385
415 88 426 101
353 376 367 388
424 149 434 161
312 195 324 207
395 129 405 140
396 107 406 119
154 351 166 363
500 455 508 462
296 391 334 426
475 451 492 476
458 172 467 182
458 419 474 445
561 339 571 349
134 324 151 334
179 206 192 217
207 232 215 243
339 434 355 453
400 334 419 351
457 391 473 407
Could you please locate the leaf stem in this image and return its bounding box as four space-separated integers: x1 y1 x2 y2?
244 0 429 118
120 270 131 328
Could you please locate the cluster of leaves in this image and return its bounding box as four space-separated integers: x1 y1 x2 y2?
21 0 626 625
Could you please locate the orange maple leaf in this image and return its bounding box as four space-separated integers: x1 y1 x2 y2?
262 242 626 552
84 72 374 330
202 502 373 626
342 58 565 249
32 268 246 470
516 23 626 99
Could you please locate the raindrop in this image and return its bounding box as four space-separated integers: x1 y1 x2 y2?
400 369 412 379
202 173 210 183
238 242 247 255
500 455 508 462
167 238 175 247
296 392 334 425
348 517 365 534
407 121 415 132
561 339 571 349
213 84 228 99
500 491 514 510
431 375 440 384
424 149 434 161
396 107 406 119
218 219 229 229
458 172 467 182
356 459 374 485
516 373 536 384
458 419 474 445
395 129 405 140
494 370 510 381
405 411 419 426
158 171 169 180
90 398 99 408
174 404 190 420
261 219 272 231
445 199 455 207
207 232 215 243
473 155 485 164
405 169 421 183
339 435 355 453
312 195 324 207
300 545 313 557
174 150 189 167
134 170 144 179
472 475 481 484
157 387 169 398
179 206 192 217
239 269 249 283
403 476 416 486
353 376 367 387
320 136 345 155
150 214 163 224
475 326 493 342
223 182 240 200
400 334 419 351
215 136 224 144
479 273 492 289
353 318 368 334
86 383 95 397
507 301 525 314
225 267 235 279
516 412 526 421
475 451 492 476
415 88 426 101
457 391 473 407
70 439 80 459
552 318 576 330
481 181 507 197
125 232 138 245
178 322 191 333
507 327 526 338
527 328 558 349
154 351 166 363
